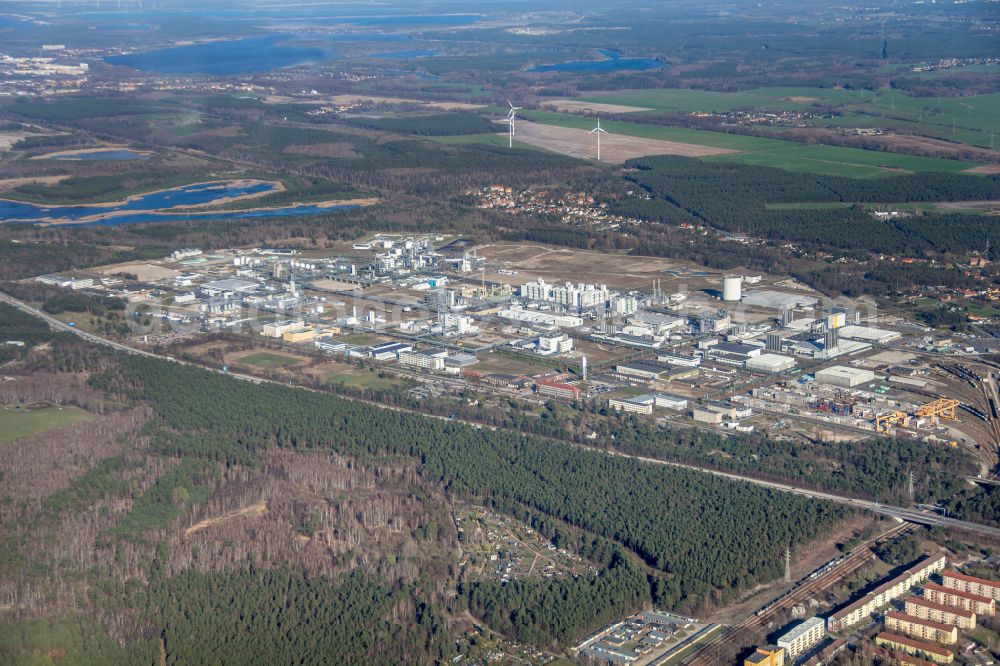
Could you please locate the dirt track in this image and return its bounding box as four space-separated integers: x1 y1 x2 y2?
508 121 739 163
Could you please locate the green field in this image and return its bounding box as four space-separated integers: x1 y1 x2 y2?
705 142 979 178
237 352 302 369
579 86 1000 150
0 405 95 443
580 86 868 114
516 109 981 177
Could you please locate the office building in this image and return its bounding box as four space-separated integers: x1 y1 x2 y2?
536 380 580 401
609 395 655 415
399 348 448 371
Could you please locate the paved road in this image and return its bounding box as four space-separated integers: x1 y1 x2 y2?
6 290 1000 541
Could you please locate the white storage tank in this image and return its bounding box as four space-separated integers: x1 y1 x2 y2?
722 275 742 302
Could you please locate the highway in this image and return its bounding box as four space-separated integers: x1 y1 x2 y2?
6 290 1000 542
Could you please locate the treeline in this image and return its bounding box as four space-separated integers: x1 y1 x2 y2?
0 302 71 363
0 616 157 666
142 569 451 665
93 356 850 609
267 364 975 507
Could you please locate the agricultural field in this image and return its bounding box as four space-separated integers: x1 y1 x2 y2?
579 87 870 114
705 142 981 178
0 405 95 444
517 109 983 177
509 121 738 163
577 86 1000 151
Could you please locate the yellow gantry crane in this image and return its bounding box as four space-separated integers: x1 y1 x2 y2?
915 397 959 420
875 398 959 434
876 411 910 433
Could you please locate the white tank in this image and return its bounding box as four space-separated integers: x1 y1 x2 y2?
722 275 742 302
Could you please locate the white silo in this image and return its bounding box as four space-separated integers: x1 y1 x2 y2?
722 275 742 302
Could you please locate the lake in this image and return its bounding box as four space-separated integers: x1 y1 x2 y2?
49 149 148 161
528 49 663 73
106 35 334 75
366 50 440 59
0 181 357 226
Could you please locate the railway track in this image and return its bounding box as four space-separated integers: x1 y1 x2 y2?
683 523 910 665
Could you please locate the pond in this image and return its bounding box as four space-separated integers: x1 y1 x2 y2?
528 49 663 73
0 181 358 226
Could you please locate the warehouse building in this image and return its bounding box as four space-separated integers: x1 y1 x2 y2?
368 341 413 361
399 348 448 371
653 394 689 410
837 325 902 343
498 308 583 329
261 320 305 338
884 610 958 645
875 633 953 665
657 352 700 367
814 365 876 388
923 581 996 616
745 353 796 373
776 616 825 658
691 406 730 425
942 570 1000 602
615 361 669 381
904 596 976 629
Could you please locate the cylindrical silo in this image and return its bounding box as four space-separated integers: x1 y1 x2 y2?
722 275 742 302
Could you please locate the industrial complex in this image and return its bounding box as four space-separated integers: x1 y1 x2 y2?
26 233 1000 471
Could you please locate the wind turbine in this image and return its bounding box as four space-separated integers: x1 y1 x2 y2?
590 118 607 161
505 98 521 149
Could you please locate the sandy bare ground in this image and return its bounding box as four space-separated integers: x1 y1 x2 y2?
508 121 739 163
185 501 267 537
937 200 1000 210
475 242 684 290
29 145 155 160
967 165 1000 174
0 175 70 192
93 262 180 281
265 94 483 111
0 131 49 151
539 99 653 114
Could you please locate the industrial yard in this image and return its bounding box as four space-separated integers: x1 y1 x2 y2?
19 233 1000 472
